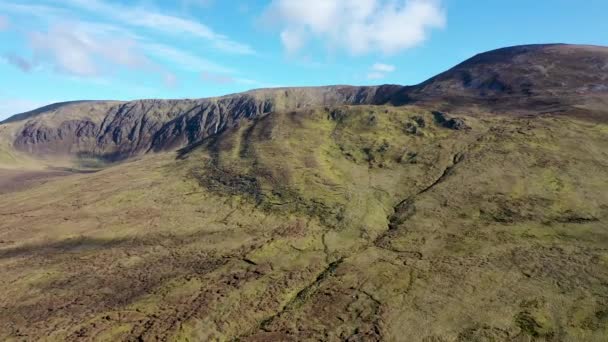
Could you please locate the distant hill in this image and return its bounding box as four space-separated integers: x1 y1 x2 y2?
402 44 608 117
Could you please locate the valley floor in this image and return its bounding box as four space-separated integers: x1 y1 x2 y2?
0 169 80 195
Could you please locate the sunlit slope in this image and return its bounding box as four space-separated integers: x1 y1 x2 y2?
0 86 397 163
0 105 607 341
0 122 45 169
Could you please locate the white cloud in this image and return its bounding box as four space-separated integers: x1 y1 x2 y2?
0 1 244 87
264 0 445 55
280 29 307 55
0 15 9 30
4 20 233 86
57 0 254 55
367 62 396 79
0 1 262 89
26 24 149 77
372 63 396 73
201 72 259 86
163 72 178 88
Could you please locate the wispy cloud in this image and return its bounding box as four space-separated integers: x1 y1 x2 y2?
163 72 178 88
263 0 445 55
201 71 259 86
24 23 150 77
2 19 196 88
372 63 396 73
201 71 235 84
3 53 34 72
367 62 397 79
56 0 254 55
180 0 215 9
0 0 272 94
144 43 233 74
0 15 9 30
280 29 307 55
0 2 68 21
0 0 260 88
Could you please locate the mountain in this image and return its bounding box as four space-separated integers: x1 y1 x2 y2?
0 44 607 341
2 44 607 165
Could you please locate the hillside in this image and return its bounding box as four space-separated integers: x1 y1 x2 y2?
403 44 608 119
0 44 607 341
1 105 607 341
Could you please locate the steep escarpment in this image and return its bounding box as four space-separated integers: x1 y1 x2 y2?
3 85 401 162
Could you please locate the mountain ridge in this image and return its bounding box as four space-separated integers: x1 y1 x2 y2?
1 44 606 164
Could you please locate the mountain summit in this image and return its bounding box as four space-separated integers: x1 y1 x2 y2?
403 44 608 116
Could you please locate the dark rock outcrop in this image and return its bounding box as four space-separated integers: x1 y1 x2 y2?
16 120 98 155
6 86 403 161
432 111 470 130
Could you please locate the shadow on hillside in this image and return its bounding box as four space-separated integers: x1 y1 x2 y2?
75 151 132 164
0 228 238 260
0 236 128 259
175 131 224 159
46 167 101 174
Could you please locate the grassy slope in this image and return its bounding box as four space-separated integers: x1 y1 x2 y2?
0 105 607 341
0 123 37 169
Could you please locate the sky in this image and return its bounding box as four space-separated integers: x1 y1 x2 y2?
1 0 607 120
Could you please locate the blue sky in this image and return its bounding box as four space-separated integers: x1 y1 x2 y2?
1 0 607 120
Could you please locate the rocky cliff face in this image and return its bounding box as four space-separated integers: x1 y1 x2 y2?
5 86 402 161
